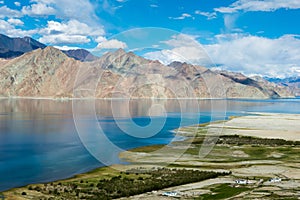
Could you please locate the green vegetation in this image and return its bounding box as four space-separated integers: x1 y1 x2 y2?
217 135 300 146
27 168 230 200
197 184 250 200
129 144 165 152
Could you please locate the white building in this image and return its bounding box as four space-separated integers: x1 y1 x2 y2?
269 177 282 183
235 179 248 184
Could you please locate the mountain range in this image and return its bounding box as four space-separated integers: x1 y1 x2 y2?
0 43 294 99
265 77 300 96
0 34 98 61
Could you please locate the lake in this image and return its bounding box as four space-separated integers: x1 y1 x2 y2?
0 98 299 191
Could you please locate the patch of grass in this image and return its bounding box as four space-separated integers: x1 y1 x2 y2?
197 183 250 200
243 147 269 158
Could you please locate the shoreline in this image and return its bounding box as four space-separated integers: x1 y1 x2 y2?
2 112 300 199
0 96 298 101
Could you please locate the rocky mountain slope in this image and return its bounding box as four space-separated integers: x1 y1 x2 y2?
217 71 294 98
0 47 294 99
62 49 98 62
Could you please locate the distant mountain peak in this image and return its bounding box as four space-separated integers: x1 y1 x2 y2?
0 33 97 62
62 48 98 62
0 34 46 59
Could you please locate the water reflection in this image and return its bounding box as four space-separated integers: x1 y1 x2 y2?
0 98 299 191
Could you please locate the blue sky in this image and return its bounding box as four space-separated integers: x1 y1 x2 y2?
0 0 300 78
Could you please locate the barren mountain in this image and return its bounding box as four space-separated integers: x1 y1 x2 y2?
0 47 80 97
0 47 294 99
0 34 46 58
265 76 300 96
218 71 294 98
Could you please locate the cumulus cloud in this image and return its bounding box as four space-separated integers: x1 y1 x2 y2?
195 10 217 20
96 38 127 49
215 0 300 13
205 34 300 78
0 19 37 37
7 18 24 26
0 20 12 31
41 20 103 36
169 13 194 20
144 34 210 65
0 6 21 18
22 3 56 16
39 20 104 44
28 0 99 25
39 34 90 44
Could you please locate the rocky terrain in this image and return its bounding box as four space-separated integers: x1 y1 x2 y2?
62 49 98 62
0 46 295 99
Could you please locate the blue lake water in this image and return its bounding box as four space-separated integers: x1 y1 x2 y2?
0 98 299 191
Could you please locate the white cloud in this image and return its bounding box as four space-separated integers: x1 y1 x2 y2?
39 34 90 44
38 20 104 44
14 2 21 6
169 13 194 20
7 18 24 26
0 1 4 4
22 3 56 16
0 19 12 31
215 0 300 13
28 0 99 25
204 34 300 78
96 39 127 49
53 45 80 50
41 20 103 36
95 36 107 43
195 10 217 20
0 6 21 18
0 19 37 37
144 34 210 65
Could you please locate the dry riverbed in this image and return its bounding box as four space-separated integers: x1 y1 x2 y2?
2 112 300 199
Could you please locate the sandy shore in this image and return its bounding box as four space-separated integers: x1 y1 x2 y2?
207 112 300 141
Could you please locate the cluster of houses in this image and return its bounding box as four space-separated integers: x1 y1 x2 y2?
162 191 178 197
235 177 282 185
159 177 283 198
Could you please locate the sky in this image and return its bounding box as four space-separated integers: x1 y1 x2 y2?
0 0 300 78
